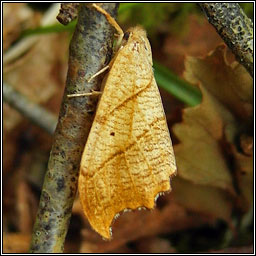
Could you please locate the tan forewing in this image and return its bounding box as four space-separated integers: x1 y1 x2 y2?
78 27 176 239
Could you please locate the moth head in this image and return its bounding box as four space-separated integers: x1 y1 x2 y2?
123 26 153 65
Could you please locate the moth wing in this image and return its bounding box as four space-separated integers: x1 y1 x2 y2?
78 37 176 239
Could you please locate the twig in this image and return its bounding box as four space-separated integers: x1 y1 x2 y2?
199 3 253 77
3 82 57 134
29 3 119 253
56 3 79 25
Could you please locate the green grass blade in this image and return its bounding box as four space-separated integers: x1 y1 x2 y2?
153 61 202 106
21 20 76 38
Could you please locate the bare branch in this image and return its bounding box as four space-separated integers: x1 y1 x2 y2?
199 3 253 77
29 3 119 253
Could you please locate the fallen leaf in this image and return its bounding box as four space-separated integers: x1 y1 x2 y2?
173 84 236 193
77 196 211 253
172 177 233 222
184 45 252 121
231 145 253 210
172 45 253 221
3 3 36 51
3 233 31 253
135 236 176 253
163 14 224 75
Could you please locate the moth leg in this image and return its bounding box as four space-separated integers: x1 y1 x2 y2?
92 3 124 51
87 65 110 83
67 90 102 98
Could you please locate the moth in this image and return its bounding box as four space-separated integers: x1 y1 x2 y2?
77 4 177 239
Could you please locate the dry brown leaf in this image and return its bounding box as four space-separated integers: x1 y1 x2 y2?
162 14 224 75
173 84 235 193
184 45 253 121
4 32 67 104
77 197 210 253
208 245 253 253
135 237 176 253
72 189 211 253
3 233 31 253
3 31 68 185
226 131 253 211
3 3 35 51
16 180 35 233
231 145 253 210
172 177 233 222
172 45 253 220
3 31 68 133
184 45 253 211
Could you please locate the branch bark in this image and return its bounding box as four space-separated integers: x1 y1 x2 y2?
199 3 253 77
29 3 119 253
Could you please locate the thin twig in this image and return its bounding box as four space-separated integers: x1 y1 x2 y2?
199 3 253 77
3 82 57 134
29 3 119 253
56 3 79 25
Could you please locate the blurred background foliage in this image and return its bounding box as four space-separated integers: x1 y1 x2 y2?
118 3 253 33
118 3 199 37
20 3 253 107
